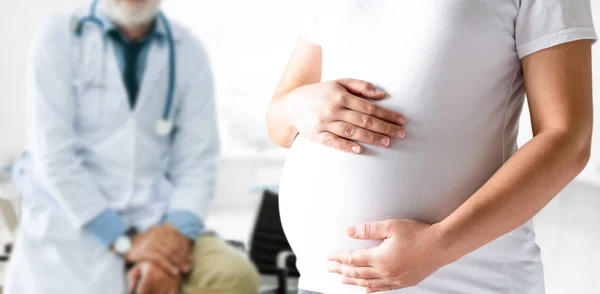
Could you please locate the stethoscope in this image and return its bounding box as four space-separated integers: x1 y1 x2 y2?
73 0 176 136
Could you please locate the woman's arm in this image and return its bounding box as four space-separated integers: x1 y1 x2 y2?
266 38 322 148
266 38 407 152
326 40 594 293
438 39 594 260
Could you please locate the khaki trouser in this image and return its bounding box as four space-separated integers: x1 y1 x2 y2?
182 234 260 294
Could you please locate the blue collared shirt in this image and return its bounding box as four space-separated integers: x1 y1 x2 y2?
102 15 165 93
83 13 204 246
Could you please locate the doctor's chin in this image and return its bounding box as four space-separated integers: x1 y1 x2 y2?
1 0 600 294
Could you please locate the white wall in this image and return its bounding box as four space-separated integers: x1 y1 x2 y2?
0 0 84 166
161 0 303 157
2 0 599 170
0 0 302 163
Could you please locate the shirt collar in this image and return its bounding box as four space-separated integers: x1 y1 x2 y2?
97 9 167 44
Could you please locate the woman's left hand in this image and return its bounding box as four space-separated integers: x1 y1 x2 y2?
327 219 453 293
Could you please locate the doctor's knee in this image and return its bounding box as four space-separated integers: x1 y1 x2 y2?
182 236 260 294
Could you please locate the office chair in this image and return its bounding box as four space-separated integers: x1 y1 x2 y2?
0 244 11 262
248 189 299 294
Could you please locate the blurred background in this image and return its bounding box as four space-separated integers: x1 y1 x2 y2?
0 0 599 293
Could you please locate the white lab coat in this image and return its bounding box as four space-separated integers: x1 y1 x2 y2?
4 7 219 294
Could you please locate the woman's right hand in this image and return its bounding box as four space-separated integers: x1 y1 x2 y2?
284 78 407 153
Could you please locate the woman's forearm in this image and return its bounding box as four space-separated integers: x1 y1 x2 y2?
266 92 298 148
267 38 323 148
436 128 591 261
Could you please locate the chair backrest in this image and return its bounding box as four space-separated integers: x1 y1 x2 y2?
248 190 299 277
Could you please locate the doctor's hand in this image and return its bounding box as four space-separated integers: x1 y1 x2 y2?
327 219 453 293
126 225 193 276
284 78 407 153
128 262 182 294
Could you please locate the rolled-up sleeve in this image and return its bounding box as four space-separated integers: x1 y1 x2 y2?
28 15 126 244
515 0 597 59
166 38 219 239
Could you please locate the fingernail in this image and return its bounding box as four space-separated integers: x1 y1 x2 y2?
396 130 406 139
380 137 389 146
375 89 385 95
397 117 406 125
352 146 361 153
346 227 356 236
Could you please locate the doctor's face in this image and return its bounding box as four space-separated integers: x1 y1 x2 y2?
103 0 163 29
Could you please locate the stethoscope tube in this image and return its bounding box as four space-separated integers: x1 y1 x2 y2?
158 12 175 122
74 0 176 136
74 0 104 36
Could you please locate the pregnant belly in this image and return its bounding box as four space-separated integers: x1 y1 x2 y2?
279 134 503 275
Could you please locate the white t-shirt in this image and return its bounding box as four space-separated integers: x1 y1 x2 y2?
278 1 597 293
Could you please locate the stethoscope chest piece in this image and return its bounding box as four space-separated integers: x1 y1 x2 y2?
155 119 173 136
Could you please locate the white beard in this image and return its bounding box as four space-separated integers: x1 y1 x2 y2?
103 0 162 29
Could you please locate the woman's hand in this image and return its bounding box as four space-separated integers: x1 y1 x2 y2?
327 219 453 293
284 78 407 153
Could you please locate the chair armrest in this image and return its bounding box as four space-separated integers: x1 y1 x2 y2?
276 250 295 270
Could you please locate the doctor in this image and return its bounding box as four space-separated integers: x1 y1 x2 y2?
4 0 260 293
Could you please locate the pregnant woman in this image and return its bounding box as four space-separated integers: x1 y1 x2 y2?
267 1 596 293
